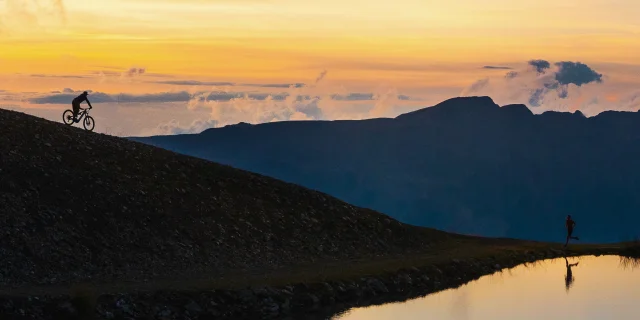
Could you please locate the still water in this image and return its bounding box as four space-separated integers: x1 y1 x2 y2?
334 256 640 320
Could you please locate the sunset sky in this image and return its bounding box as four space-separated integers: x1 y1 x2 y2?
1 0 638 135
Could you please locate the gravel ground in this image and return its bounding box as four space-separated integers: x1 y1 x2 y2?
0 108 454 289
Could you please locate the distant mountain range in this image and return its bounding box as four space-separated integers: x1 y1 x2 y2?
131 96 640 243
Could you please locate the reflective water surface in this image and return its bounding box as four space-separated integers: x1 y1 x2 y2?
334 256 640 320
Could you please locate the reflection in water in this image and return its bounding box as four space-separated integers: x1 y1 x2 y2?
564 256 579 292
619 256 640 270
450 287 469 320
334 255 640 320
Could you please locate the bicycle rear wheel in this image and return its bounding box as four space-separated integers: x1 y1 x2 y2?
62 110 74 125
83 116 95 132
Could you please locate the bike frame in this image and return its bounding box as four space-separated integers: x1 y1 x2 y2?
75 108 90 123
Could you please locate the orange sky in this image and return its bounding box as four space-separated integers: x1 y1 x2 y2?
0 0 638 135
1 0 639 82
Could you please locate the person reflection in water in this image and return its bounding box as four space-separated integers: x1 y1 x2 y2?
564 256 579 292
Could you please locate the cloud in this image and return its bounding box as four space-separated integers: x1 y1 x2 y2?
123 67 146 77
528 59 551 74
554 61 603 86
210 92 291 101
528 88 546 107
114 92 192 103
294 97 323 119
29 86 419 105
310 59 469 73
29 91 266 105
621 91 640 110
504 71 519 79
396 94 424 101
155 118 220 135
464 59 605 105
29 69 171 80
369 88 401 118
86 67 176 85
88 69 172 79
460 59 640 116
245 83 306 88
153 77 314 89
174 95 325 134
557 85 569 99
0 0 66 33
28 92 99 104
483 66 513 70
460 78 490 96
29 91 190 104
94 65 123 70
330 93 374 101
2 1 39 28
51 0 66 24
154 80 309 89
150 70 417 134
201 79 330 126
92 71 121 76
20 68 422 135
30 74 87 79
155 80 236 86
314 70 328 85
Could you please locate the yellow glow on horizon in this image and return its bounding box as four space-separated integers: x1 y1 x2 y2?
1 34 638 79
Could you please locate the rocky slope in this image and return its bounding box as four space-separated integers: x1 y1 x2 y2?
0 108 455 289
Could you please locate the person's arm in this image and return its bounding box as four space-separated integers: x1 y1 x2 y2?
86 99 93 108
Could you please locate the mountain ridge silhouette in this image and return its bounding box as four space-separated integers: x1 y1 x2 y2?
131 96 640 242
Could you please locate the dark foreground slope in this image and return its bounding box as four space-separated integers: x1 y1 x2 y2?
0 108 637 319
132 96 640 243
0 108 456 289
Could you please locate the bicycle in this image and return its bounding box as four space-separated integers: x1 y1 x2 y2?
62 107 95 131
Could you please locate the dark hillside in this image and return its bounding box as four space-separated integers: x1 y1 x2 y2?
0 108 454 289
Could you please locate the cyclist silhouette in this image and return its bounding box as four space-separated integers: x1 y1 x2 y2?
71 91 92 121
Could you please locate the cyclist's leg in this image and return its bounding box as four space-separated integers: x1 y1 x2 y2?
72 103 80 120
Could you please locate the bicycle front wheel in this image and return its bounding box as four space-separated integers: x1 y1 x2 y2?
62 110 74 125
83 116 95 132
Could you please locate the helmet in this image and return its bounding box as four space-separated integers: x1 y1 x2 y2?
82 91 89 95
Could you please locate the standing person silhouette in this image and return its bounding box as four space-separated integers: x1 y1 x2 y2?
564 215 579 247
71 91 92 121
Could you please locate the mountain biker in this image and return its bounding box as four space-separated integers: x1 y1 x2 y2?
71 91 92 121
